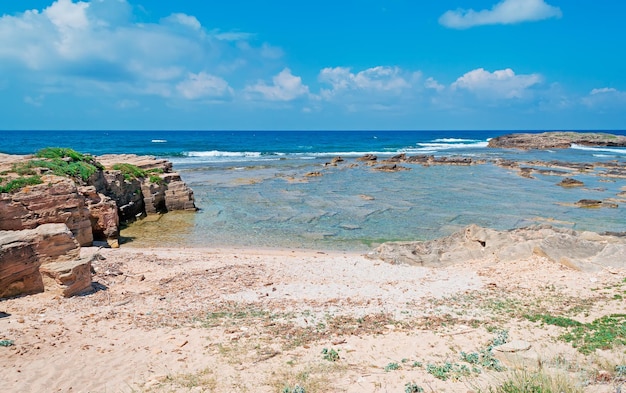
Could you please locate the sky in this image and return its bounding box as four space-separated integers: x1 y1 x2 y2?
0 0 625 130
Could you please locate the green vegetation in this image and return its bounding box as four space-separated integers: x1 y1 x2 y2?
112 163 147 181
525 313 626 354
112 163 163 184
7 147 102 184
0 175 42 193
404 382 424 393
384 362 400 372
426 362 472 381
0 340 14 347
282 385 306 393
482 368 584 393
36 147 88 161
321 348 340 362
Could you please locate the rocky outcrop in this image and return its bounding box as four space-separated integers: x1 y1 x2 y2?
369 224 626 272
80 186 120 247
0 224 85 298
0 154 196 247
0 176 93 246
96 154 196 217
488 132 626 150
0 152 197 299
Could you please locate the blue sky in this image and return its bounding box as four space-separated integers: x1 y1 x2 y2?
0 0 624 130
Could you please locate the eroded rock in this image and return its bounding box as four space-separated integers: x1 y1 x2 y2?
0 224 81 298
369 224 626 271
0 176 93 246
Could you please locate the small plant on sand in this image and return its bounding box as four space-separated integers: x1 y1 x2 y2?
384 362 400 372
482 367 584 393
525 313 626 354
321 348 339 362
282 385 306 393
404 382 424 393
0 339 14 347
426 362 471 381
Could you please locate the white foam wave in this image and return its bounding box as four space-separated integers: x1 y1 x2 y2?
431 138 479 143
571 144 626 153
185 150 263 158
151 139 167 143
410 141 489 152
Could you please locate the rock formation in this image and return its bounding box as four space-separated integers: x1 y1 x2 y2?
369 224 626 272
0 152 196 299
487 131 626 150
0 224 88 298
0 175 94 246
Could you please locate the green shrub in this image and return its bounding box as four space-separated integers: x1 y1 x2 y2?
0 176 43 193
36 147 86 161
112 163 147 181
26 159 98 182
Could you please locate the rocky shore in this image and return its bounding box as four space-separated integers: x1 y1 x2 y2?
487 131 626 149
1 151 195 299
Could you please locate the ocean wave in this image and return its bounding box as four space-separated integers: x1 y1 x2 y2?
151 139 167 143
431 138 480 143
185 150 264 158
409 141 489 152
571 144 626 153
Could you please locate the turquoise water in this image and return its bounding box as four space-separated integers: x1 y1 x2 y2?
1 130 625 251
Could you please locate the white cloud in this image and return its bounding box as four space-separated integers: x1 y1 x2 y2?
583 87 626 109
425 77 445 92
163 13 202 31
177 72 233 100
0 0 273 103
451 68 542 99
319 66 412 96
116 99 139 109
590 87 618 95
24 95 45 107
439 0 562 29
45 0 90 31
245 68 309 101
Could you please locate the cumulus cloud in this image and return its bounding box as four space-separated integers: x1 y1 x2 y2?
316 66 420 112
424 77 445 92
245 68 309 101
451 68 542 99
439 0 562 29
177 72 233 100
583 87 626 109
0 0 277 103
319 66 413 96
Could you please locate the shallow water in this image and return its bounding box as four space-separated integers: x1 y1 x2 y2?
125 157 626 251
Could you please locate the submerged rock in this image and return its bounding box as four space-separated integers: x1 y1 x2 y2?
575 199 618 208
558 178 584 187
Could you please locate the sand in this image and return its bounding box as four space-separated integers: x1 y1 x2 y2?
1 246 625 392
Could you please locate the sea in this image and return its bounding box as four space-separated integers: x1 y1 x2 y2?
2 130 626 251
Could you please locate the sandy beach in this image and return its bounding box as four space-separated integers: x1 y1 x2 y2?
1 245 625 392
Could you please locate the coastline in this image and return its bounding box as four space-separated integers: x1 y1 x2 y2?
1 132 626 392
